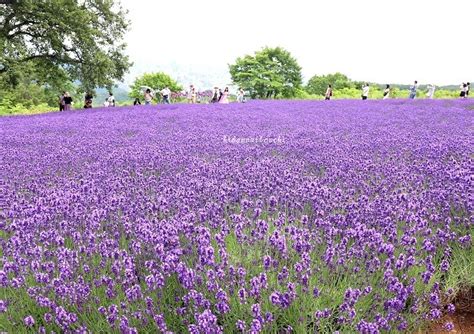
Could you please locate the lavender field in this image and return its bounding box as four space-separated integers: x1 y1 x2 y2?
0 100 472 333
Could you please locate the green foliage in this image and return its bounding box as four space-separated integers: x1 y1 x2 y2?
229 47 303 99
306 72 355 96
0 101 52 116
129 72 182 100
0 0 132 93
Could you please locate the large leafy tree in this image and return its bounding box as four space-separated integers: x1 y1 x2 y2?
305 72 354 96
129 72 182 99
229 47 303 99
0 0 132 93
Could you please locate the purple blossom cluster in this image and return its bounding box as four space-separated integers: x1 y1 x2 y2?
0 99 472 333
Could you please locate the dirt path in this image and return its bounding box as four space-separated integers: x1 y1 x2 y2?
426 288 474 333
427 312 474 333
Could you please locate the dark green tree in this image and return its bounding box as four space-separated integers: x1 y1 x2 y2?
229 47 303 99
129 72 182 100
0 0 132 93
305 72 354 96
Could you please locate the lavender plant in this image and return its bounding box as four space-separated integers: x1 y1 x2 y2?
0 99 472 333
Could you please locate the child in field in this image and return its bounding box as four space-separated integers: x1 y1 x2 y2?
361 84 369 100
103 99 109 107
325 85 333 100
467 83 470 97
383 85 390 99
426 84 436 99
409 81 418 99
133 98 141 105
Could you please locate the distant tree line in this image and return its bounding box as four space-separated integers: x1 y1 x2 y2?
0 0 469 116
228 47 467 100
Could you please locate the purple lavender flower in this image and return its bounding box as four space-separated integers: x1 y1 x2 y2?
24 315 35 327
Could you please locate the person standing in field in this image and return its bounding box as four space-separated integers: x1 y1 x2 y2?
219 87 230 104
383 85 390 99
161 87 171 104
210 87 220 103
84 92 93 108
325 85 333 100
103 99 109 107
237 88 245 103
133 98 141 105
187 85 197 103
59 91 66 111
466 82 470 98
107 92 115 107
459 83 467 98
426 84 436 99
144 89 154 105
361 83 370 100
63 92 73 110
409 81 418 99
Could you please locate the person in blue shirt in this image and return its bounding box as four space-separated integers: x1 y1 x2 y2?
409 81 418 99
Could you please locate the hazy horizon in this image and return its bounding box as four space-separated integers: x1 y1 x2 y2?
121 0 472 88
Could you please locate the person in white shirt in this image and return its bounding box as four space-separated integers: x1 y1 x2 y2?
103 99 109 107
361 83 370 100
144 89 154 105
325 85 333 100
383 84 390 99
460 83 467 98
237 88 246 103
107 92 115 107
426 84 436 99
161 87 171 104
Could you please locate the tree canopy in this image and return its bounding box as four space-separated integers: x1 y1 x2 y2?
0 0 132 93
229 47 303 99
305 72 357 96
129 72 182 100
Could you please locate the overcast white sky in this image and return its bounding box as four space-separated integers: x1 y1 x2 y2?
121 0 473 86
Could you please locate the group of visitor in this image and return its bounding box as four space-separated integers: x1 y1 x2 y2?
132 85 246 105
59 80 470 110
103 92 116 107
208 86 243 104
58 92 73 111
189 85 245 104
460 82 470 98
134 87 172 105
324 81 471 100
58 91 116 110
